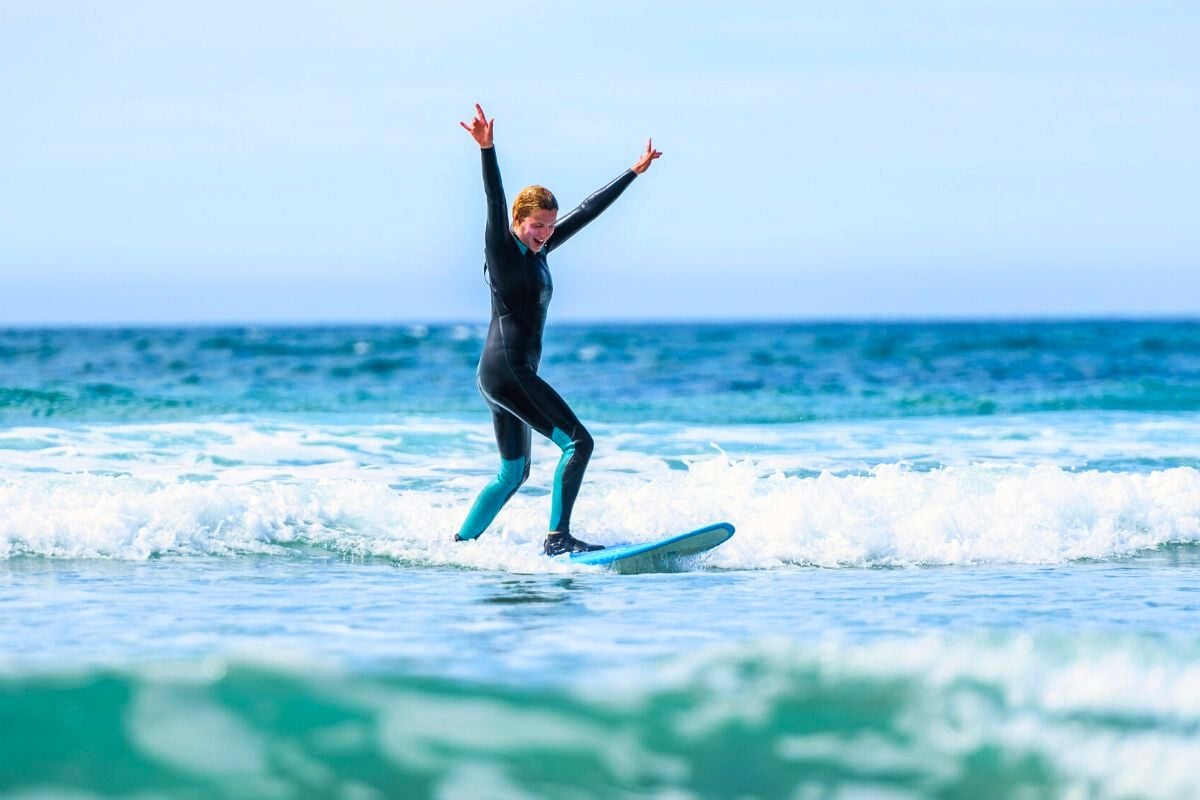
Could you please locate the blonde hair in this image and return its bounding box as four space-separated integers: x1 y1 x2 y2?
511 185 558 224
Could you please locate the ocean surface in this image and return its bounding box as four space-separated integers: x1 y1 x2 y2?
2 320 1199 799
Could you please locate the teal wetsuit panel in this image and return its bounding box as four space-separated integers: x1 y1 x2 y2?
456 455 527 541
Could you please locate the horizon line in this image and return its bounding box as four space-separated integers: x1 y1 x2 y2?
2 313 1198 330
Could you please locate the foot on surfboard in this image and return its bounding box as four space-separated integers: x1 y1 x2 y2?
544 533 604 556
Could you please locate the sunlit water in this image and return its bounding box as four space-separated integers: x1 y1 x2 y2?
2 321 1199 798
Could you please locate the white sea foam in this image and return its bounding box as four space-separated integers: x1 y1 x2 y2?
2 450 1197 566
4 414 1200 566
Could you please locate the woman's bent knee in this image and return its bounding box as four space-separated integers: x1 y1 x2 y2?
574 429 594 461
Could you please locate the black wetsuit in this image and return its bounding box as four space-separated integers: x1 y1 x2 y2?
456 146 636 540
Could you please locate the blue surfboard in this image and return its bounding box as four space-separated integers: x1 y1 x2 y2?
568 522 735 573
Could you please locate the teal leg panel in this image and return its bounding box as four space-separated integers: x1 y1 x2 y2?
457 455 527 540
548 427 575 532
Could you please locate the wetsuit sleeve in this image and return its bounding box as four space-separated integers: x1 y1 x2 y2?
546 169 637 253
481 146 510 255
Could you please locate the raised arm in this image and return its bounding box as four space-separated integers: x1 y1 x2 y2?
547 137 662 253
460 104 509 252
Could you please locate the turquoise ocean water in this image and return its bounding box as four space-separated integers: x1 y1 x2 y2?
2 321 1199 798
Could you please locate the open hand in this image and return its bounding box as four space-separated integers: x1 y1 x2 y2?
459 103 494 148
631 138 662 174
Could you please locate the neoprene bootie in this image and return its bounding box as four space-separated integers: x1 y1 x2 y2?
543 533 604 556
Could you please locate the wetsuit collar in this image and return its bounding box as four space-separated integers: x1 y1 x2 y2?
512 230 536 256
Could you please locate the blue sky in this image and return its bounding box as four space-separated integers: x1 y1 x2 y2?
1 1 1197 323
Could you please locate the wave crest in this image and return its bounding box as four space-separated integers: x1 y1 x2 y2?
2 460 1198 566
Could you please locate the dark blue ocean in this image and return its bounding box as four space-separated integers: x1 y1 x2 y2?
3 321 1199 798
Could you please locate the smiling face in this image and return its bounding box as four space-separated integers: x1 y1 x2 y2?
513 208 558 253
511 185 559 254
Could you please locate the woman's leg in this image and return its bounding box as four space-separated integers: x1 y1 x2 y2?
455 404 531 541
491 369 594 538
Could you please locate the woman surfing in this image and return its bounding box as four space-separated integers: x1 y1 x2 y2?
454 103 661 556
